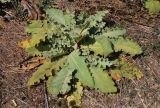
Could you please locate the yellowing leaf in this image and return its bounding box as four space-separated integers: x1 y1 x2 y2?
111 71 122 81
114 38 142 56
134 70 143 79
111 59 143 80
20 57 45 70
67 82 83 108
27 61 53 85
18 39 31 49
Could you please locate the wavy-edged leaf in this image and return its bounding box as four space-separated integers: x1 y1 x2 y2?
27 61 53 85
84 11 107 27
46 8 65 25
88 37 113 56
26 20 55 47
25 47 42 56
47 66 74 95
68 51 94 88
25 20 43 34
110 57 143 80
67 82 83 108
80 11 107 36
53 56 68 71
90 67 117 93
103 28 126 38
120 60 143 79
113 38 142 56
46 8 75 27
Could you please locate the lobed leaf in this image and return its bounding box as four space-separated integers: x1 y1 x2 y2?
67 82 83 107
47 66 74 95
25 47 42 56
46 8 75 27
110 57 143 80
46 8 65 25
27 61 53 85
68 51 94 88
113 38 142 56
90 67 117 93
25 20 43 34
88 37 113 56
103 28 126 38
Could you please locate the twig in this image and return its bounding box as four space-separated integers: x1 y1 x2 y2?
44 82 49 108
2 89 33 108
15 97 33 108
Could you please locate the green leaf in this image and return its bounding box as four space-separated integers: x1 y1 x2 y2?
25 47 42 56
26 21 57 48
88 37 113 56
25 20 43 34
68 51 94 88
25 21 47 47
0 0 11 3
103 28 126 38
53 56 68 71
84 11 107 27
84 55 113 68
64 12 76 28
47 66 74 95
46 8 75 27
27 61 53 85
46 8 65 25
113 38 142 56
90 67 117 93
145 0 160 14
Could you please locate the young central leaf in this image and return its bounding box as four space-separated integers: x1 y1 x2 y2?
47 66 75 95
68 51 94 88
90 67 117 93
